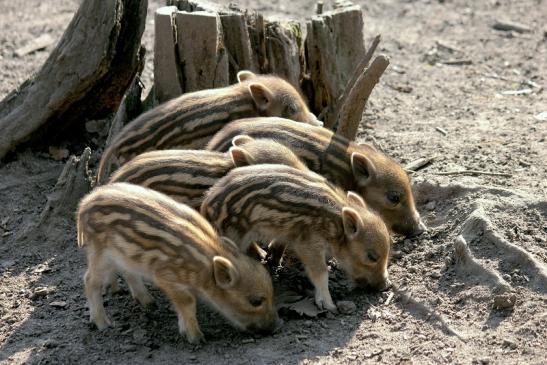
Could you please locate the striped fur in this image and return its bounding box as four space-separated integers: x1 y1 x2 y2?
207 117 427 237
201 165 391 312
108 138 307 207
77 183 279 343
97 71 320 184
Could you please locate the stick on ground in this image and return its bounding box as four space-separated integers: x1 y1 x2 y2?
434 170 512 178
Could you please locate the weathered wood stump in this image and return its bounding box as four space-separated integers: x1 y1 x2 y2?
158 0 388 139
0 0 148 160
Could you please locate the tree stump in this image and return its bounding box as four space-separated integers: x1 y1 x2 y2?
0 0 148 160
21 148 93 243
157 0 387 140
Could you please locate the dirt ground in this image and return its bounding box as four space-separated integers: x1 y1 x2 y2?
1 0 546 364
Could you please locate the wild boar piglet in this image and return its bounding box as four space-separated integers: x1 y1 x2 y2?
77 182 280 343
97 71 320 183
207 117 427 237
108 136 307 207
201 165 391 312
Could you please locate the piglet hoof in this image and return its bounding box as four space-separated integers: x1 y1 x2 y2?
91 315 112 331
315 296 338 314
110 279 121 294
186 329 205 345
135 292 155 308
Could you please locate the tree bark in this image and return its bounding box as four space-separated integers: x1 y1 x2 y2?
0 0 148 160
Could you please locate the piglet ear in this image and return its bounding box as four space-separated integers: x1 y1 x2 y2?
342 207 364 240
248 83 274 112
237 70 256 83
229 146 254 167
350 152 376 187
231 134 254 147
346 191 366 208
213 256 240 289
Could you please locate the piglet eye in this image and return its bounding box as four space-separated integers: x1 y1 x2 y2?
367 251 379 263
387 191 401 205
248 296 265 307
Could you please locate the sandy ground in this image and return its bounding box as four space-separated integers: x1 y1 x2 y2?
1 0 546 364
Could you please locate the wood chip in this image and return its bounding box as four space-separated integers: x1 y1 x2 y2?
405 156 436 172
492 20 531 33
435 127 448 136
384 292 395 306
14 34 54 57
501 89 533 95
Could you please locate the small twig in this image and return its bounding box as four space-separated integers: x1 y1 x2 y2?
439 59 472 66
434 170 512 178
492 20 531 33
384 292 394 306
501 88 533 96
405 156 436 173
435 127 448 136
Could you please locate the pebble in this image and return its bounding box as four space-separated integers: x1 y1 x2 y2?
502 339 517 350
31 287 54 299
241 338 255 344
425 201 436 211
132 328 148 345
337 301 356 314
492 294 516 309
49 301 68 309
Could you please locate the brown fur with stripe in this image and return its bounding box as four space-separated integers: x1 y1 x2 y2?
108 137 307 208
97 71 320 184
77 183 280 343
207 118 427 237
201 165 391 312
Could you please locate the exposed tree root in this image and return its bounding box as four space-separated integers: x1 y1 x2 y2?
394 286 467 342
462 206 547 293
19 148 92 243
452 235 511 293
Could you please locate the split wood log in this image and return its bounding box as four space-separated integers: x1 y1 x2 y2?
336 55 390 140
0 0 148 160
175 11 229 92
264 21 303 87
305 3 366 128
154 6 183 103
221 13 258 83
